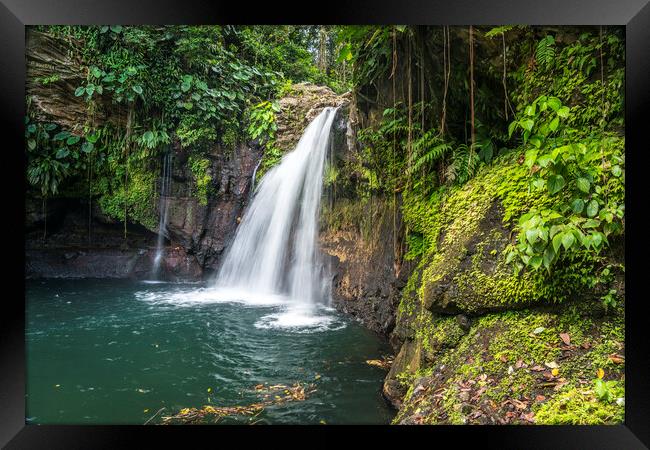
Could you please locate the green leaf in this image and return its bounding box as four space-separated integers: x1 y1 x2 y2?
571 198 585 214
576 177 590 193
66 135 80 145
549 117 559 131
586 199 599 218
86 132 100 143
27 139 36 150
547 174 566 195
521 119 534 132
81 142 93 153
547 97 562 112
524 149 538 169
110 25 123 33
611 165 622 177
508 121 517 138
583 218 600 228
592 232 603 248
75 86 86 97
543 245 556 270
557 106 570 118
561 232 576 251
552 232 563 253
530 255 543 270
537 154 553 168
55 148 69 159
132 85 143 95
525 228 539 244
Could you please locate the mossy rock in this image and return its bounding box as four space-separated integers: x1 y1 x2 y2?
392 300 625 425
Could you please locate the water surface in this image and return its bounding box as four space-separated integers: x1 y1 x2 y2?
26 279 394 424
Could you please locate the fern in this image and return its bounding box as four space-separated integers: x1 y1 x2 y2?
484 25 515 38
407 130 451 175
535 35 556 70
446 144 480 185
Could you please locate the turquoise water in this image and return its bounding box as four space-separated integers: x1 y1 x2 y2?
25 279 394 425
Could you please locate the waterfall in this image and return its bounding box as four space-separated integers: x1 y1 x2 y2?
249 157 263 199
214 107 338 310
152 151 172 278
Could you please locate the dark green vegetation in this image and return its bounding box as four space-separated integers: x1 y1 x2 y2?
26 25 350 233
26 25 625 425
324 25 624 425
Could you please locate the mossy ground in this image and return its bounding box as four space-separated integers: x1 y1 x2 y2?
392 300 624 425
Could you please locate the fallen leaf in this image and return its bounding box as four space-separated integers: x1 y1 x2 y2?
559 333 571 345
500 354 508 363
535 395 546 402
530 365 545 372
522 411 536 423
533 327 545 335
551 368 560 377
608 354 625 364
597 368 605 379
515 360 524 369
545 361 559 369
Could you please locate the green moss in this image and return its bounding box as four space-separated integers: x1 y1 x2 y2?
188 155 213 206
97 168 158 230
394 301 625 425
534 381 624 424
415 313 467 363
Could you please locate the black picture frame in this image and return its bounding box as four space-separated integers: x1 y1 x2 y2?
2 1 648 447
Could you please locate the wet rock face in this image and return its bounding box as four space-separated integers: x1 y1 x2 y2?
164 142 262 275
275 83 351 153
319 196 413 337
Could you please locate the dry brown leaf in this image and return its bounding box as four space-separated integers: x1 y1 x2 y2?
608 354 625 364
559 333 571 345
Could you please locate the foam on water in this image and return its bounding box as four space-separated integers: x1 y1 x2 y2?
135 286 290 307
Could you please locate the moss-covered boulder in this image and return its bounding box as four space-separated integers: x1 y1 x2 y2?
392 300 625 425
384 156 625 420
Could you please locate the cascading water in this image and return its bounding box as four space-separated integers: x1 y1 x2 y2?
213 107 338 322
151 151 172 279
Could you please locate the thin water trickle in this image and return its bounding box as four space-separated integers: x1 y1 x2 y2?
152 151 172 278
214 107 338 314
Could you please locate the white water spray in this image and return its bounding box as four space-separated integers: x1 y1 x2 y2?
213 107 338 313
152 151 172 278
